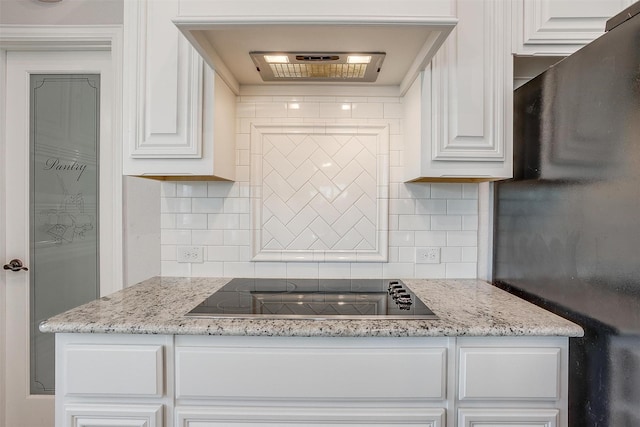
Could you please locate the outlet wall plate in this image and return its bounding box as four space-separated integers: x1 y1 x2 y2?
177 246 204 263
416 247 441 264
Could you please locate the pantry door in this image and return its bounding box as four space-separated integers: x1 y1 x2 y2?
2 49 121 427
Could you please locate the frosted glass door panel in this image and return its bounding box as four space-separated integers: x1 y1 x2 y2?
30 75 100 394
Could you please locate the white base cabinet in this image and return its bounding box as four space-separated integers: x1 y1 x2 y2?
458 408 559 427
176 407 445 427
65 404 163 427
55 334 570 427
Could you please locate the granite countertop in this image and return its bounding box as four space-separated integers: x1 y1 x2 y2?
39 277 584 337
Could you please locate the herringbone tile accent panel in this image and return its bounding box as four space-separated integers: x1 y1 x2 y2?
251 125 389 262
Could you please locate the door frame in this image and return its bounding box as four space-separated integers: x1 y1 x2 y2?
0 25 123 426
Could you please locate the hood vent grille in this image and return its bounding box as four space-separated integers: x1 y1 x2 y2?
250 52 385 82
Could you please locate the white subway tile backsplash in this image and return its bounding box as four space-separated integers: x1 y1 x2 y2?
161 182 177 198
206 246 241 262
175 213 208 229
431 183 462 199
255 262 288 278
445 262 477 279
398 247 416 263
256 102 287 118
431 215 462 231
208 213 240 230
441 247 463 263
236 102 256 118
383 262 414 278
318 262 352 278
402 183 431 199
415 199 447 215
223 198 250 214
224 262 256 277
191 230 224 245
462 215 479 231
191 261 224 277
462 183 479 199
161 198 191 213
462 247 478 263
415 263 446 278
192 198 224 214
177 182 207 197
160 96 480 280
350 262 383 278
223 229 250 246
389 231 415 247
287 102 320 118
383 102 403 119
161 245 177 261
319 102 353 118
389 199 415 215
399 215 430 231
447 231 478 247
447 199 478 215
286 262 319 278
352 102 383 119
415 231 447 247
161 260 191 276
162 229 191 245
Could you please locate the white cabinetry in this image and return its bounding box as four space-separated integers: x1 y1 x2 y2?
55 334 570 427
404 0 513 181
174 336 448 426
513 0 633 56
123 0 235 179
176 407 445 427
64 404 163 427
55 334 173 427
456 337 568 427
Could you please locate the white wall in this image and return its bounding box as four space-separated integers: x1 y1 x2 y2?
0 0 123 25
160 95 480 279
123 176 161 286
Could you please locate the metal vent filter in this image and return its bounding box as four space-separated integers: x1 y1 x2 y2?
250 52 385 82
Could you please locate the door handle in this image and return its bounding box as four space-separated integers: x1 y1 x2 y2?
3 259 28 272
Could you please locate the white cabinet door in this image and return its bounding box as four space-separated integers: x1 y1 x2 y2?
65 404 163 427
458 408 559 427
176 407 445 427
403 0 512 181
513 0 633 55
123 0 235 179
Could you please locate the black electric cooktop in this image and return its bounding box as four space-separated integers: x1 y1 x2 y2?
186 278 438 320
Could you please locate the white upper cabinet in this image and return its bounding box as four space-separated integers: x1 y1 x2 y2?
513 0 634 56
404 0 513 182
123 0 236 180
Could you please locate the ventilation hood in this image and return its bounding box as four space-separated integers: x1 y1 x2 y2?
174 16 457 95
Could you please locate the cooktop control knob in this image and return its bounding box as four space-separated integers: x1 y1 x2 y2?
392 289 408 300
388 283 403 295
397 294 412 305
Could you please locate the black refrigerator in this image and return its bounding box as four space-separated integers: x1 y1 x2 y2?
494 3 640 427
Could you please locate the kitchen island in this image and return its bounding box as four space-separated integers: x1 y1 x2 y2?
42 277 582 427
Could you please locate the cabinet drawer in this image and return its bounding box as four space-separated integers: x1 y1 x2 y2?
459 347 560 400
64 344 163 397
176 345 446 401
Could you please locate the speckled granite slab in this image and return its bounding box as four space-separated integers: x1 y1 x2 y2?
39 277 584 337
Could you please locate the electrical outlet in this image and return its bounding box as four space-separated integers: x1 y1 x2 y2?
177 246 204 263
416 247 440 264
